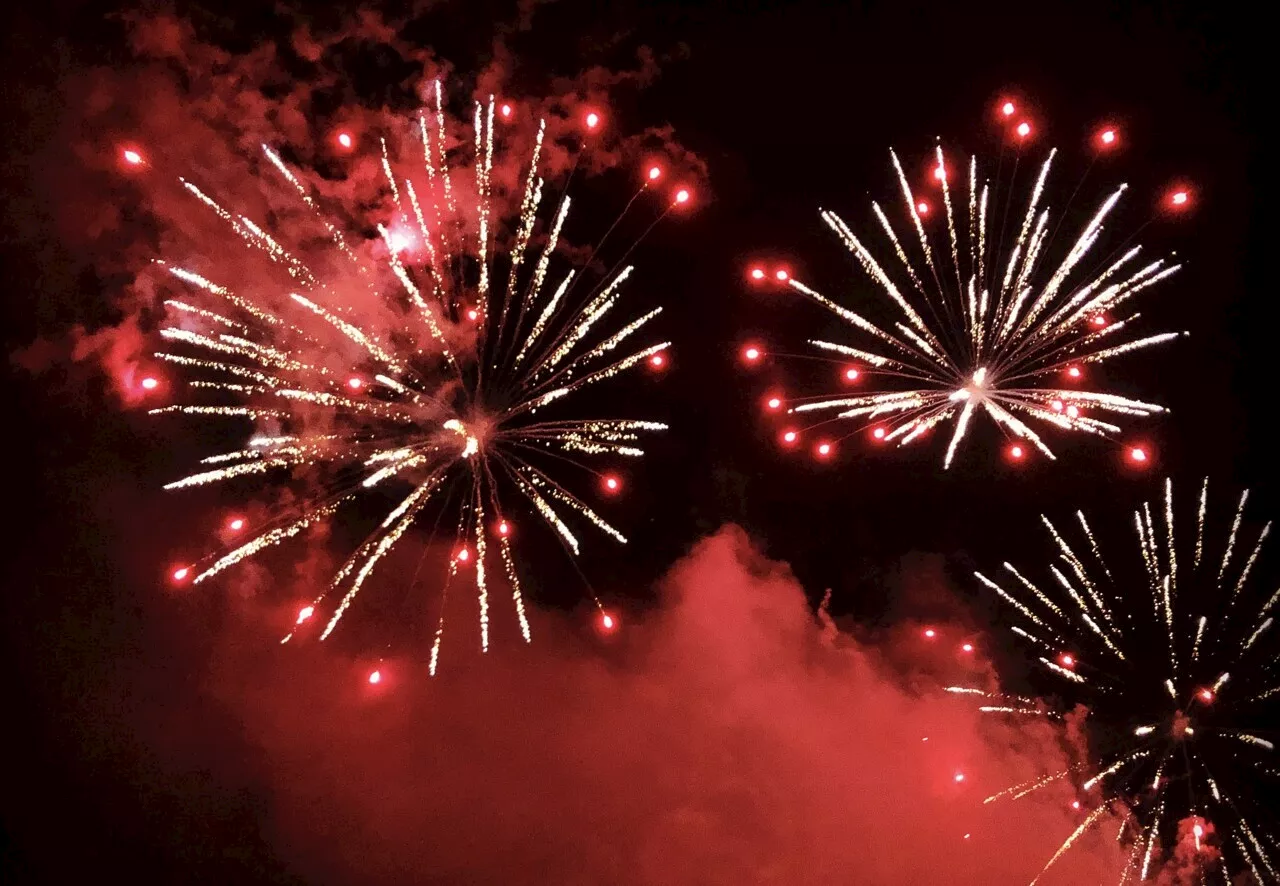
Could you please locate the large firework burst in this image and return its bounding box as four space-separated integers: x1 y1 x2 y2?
749 114 1188 468
952 478 1278 883
147 83 679 670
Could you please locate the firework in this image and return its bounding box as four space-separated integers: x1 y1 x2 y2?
750 112 1188 468
955 478 1278 882
149 83 680 670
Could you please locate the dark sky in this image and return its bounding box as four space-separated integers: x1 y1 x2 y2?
1 0 1270 883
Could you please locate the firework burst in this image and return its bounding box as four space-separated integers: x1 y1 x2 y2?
954 478 1278 883
750 114 1188 468
148 83 680 669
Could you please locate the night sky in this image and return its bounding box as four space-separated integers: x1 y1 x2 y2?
2 0 1271 883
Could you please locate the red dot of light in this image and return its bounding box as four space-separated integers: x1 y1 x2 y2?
456 547 470 562
601 613 616 631
604 475 620 492
1016 121 1032 138
467 308 479 321
923 628 936 639
743 346 761 362
498 520 510 536
1129 447 1148 463
501 104 512 118
1051 400 1064 411
872 427 886 440
775 269 790 281
916 201 930 214
1200 689 1214 702
1072 800 1081 810
844 367 860 381
368 670 381 684
1066 366 1082 379
782 430 798 445
674 188 690 204
347 377 363 390
649 353 665 368
337 132 353 149
1092 315 1107 327
172 567 190 582
1009 445 1024 459
1001 101 1016 117
934 166 946 181
962 643 974 653
1060 653 1075 668
297 605 314 624
954 772 966 783
750 267 765 281
141 376 159 390
766 396 782 410
1066 405 1080 418
122 148 143 165
228 517 245 532
1193 824 1205 838
1100 128 1117 146
648 166 662 181
1171 190 1189 206
585 111 600 129
816 442 832 457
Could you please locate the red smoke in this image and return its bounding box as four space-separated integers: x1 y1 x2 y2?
201 526 1127 884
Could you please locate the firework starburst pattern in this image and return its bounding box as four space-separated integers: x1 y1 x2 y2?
150 83 677 670
748 116 1188 468
954 478 1278 883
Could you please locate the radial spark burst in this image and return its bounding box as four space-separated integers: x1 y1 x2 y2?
954 478 1278 883
151 83 674 669
759 134 1186 468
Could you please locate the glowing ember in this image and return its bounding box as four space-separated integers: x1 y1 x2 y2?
1051 400 1064 412
1129 447 1148 463
649 353 665 368
228 517 245 531
296 605 314 624
844 367 860 381
585 111 600 129
1171 190 1188 206
1009 445 1024 459
368 670 381 684
750 267 766 280
1200 688 1214 702
466 308 479 321
743 346 761 362
872 427 886 440
766 396 782 410
1100 129 1116 145
346 377 363 390
456 547 470 562
775 269 789 281
1092 315 1107 327
674 188 690 204
497 520 510 536
934 166 946 181
1060 653 1076 668
782 430 798 444
601 612 616 631
603 475 620 492
500 104 512 118
141 376 159 390
924 628 937 639
1072 801 1081 810
1066 366 1082 379
954 772 966 783
172 567 189 581
1001 101 1016 117
961 643 974 653
336 132 353 149
123 149 143 165
816 442 832 457
1066 405 1080 418
1016 121 1032 138
648 166 662 181
916 201 930 214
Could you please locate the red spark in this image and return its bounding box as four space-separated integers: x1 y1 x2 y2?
347 377 363 390
171 566 190 582
774 269 789 281
1129 446 1148 464
750 267 766 281
1199 688 1214 703
585 111 601 130
816 442 833 458
600 612 617 632
122 148 143 166
497 520 511 537
1097 127 1118 149
648 165 662 181
336 131 353 150
1091 315 1107 327
1193 824 1205 838
1051 400 1064 412
781 429 799 446
1016 121 1032 139
227 517 245 532
1001 101 1016 117
1170 189 1189 207
500 104 512 118
1009 445 1024 460
456 546 470 563
742 345 762 363
466 308 479 322
296 605 314 625
934 166 946 181
1060 653 1076 668
649 353 666 369
923 628 937 639
766 396 783 411
954 772 966 783
916 201 930 215
1066 405 1080 418
961 643 974 653
603 475 621 493
673 188 691 205
140 376 159 390
1066 366 1082 379
844 367 860 382
872 427 886 440
1072 800 1081 810
368 669 382 684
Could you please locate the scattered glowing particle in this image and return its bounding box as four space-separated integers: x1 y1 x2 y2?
497 520 511 537
336 131 353 149
141 376 159 390
1091 315 1107 327
1193 824 1204 838
1051 400 1064 412
924 628 937 639
649 353 665 368
766 396 782 410
1066 366 1082 379
1060 653 1076 668
603 475 621 492
122 148 143 166
1066 405 1080 418
1171 190 1188 206
500 103 512 118
1009 445 1024 460
1016 121 1032 138
1129 447 1148 463
1072 801 1081 810
368 669 381 684
954 772 966 783
600 612 617 631
963 834 971 840
962 643 975 653
782 429 799 445
228 517 245 532
648 166 662 181
1099 128 1117 147
922 736 929 741
466 308 479 321
585 111 600 130
1001 101 1016 117
456 546 470 562
743 345 762 362
750 267 766 281
844 367 860 381
816 442 832 457
674 188 690 205
872 427 886 440
347 377 363 390
172 567 190 582
1199 688 1214 702
934 166 946 181
916 201 930 215
296 605 314 624
774 269 789 281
